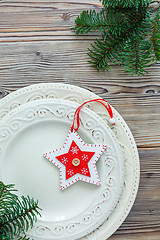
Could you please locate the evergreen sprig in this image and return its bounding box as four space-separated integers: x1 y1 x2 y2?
0 181 41 240
101 0 151 8
74 0 160 75
151 9 160 60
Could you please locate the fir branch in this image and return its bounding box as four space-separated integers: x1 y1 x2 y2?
74 0 160 75
151 9 160 60
89 36 155 75
0 181 41 240
88 8 153 74
0 182 18 215
119 38 156 75
74 10 108 35
74 9 130 35
101 0 151 9
106 5 151 37
88 38 113 71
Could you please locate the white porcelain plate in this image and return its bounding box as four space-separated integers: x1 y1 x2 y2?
0 99 124 240
0 83 140 240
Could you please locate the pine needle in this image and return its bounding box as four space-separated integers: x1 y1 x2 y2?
0 181 41 240
74 0 160 75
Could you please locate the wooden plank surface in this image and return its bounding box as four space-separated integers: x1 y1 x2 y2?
0 1 160 239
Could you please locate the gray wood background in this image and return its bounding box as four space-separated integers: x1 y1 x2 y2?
0 1 160 239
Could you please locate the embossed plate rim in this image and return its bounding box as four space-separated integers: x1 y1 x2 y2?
0 98 124 240
0 83 140 240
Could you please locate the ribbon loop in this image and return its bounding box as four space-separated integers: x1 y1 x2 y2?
71 99 115 132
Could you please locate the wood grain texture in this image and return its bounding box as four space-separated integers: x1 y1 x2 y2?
110 231 160 240
0 1 160 239
117 149 160 233
0 41 160 147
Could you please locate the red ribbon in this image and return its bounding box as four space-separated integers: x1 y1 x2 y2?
71 99 115 132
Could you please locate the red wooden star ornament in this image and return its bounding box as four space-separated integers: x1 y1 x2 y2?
43 99 115 190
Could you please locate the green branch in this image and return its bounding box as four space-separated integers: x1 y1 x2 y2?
0 182 41 240
74 0 160 75
101 0 151 8
151 9 160 60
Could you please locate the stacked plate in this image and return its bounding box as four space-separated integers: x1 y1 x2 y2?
0 83 140 240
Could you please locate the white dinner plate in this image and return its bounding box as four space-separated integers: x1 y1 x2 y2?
0 83 140 240
0 99 124 240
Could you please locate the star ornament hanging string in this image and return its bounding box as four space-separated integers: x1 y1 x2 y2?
43 99 115 190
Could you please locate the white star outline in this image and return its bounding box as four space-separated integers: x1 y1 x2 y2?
43 128 107 190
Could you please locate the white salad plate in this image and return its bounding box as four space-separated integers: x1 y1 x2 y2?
0 98 124 240
0 83 140 240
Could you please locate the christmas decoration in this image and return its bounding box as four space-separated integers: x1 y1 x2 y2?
44 99 115 190
74 0 160 75
0 181 41 240
44 129 107 190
